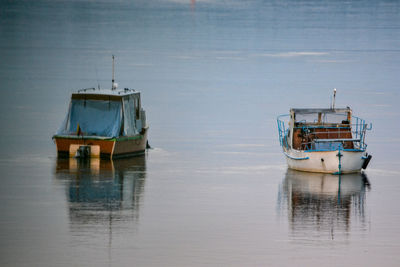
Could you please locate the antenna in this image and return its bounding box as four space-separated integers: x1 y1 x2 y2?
112 55 118 90
332 88 337 109
95 66 100 90
112 55 115 90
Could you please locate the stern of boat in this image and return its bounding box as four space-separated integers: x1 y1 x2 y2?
285 149 368 174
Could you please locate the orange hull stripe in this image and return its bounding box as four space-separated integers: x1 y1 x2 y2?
55 138 115 155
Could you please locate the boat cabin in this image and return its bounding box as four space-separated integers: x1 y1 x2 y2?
287 107 363 151
56 88 146 138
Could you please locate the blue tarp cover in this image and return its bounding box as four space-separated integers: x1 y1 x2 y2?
57 99 122 137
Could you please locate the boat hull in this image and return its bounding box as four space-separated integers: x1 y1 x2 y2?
54 127 148 159
284 148 367 174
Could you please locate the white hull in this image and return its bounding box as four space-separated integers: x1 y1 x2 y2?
284 148 367 174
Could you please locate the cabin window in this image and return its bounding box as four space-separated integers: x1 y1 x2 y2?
122 95 137 136
135 96 140 120
295 112 348 124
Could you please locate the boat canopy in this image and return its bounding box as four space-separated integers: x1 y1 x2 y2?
56 89 144 138
291 108 351 125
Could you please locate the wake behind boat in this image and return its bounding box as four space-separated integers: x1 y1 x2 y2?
277 90 372 174
53 56 148 159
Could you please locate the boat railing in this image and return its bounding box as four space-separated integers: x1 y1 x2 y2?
277 114 371 151
297 116 371 151
300 138 367 151
77 87 96 93
277 114 290 150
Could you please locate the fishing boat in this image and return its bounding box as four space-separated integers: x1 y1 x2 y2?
277 90 372 174
53 56 149 159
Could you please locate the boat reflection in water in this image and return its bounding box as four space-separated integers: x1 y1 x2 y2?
55 156 146 229
278 169 371 240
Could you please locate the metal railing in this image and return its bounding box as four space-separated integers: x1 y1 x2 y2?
277 114 290 150
277 114 372 152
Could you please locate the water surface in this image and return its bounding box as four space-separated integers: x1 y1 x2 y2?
1 0 400 266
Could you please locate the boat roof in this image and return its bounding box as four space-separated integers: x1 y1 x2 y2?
290 107 351 114
71 88 140 101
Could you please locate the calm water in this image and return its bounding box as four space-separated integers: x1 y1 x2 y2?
1 0 400 266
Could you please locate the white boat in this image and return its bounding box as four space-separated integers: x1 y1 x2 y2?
277 94 372 174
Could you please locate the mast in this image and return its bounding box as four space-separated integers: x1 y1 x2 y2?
331 88 337 109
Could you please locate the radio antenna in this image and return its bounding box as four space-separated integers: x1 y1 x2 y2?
111 55 118 90
112 55 115 90
332 88 337 109
95 66 100 90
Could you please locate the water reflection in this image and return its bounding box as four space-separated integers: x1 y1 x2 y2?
55 156 146 228
278 169 370 240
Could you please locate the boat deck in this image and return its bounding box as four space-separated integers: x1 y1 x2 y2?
292 125 354 150
277 113 370 152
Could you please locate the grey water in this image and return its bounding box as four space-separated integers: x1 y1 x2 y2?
1 0 400 266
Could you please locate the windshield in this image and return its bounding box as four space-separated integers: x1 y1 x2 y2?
295 112 349 124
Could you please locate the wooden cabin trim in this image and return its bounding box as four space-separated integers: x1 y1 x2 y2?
290 107 351 114
292 126 354 150
71 93 123 101
53 135 114 140
54 137 115 155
